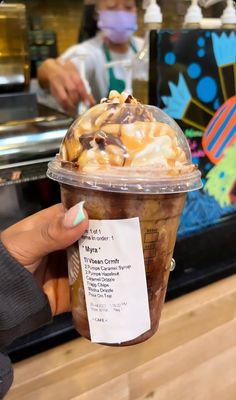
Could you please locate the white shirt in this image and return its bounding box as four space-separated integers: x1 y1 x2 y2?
59 33 143 102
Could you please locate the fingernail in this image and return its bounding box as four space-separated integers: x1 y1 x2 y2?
63 201 86 228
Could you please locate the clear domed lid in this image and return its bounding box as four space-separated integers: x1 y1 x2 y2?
47 92 202 194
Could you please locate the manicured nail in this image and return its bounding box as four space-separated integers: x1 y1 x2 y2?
63 201 85 228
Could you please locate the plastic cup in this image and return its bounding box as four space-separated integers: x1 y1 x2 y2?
47 98 202 346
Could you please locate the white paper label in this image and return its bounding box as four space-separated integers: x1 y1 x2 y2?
79 218 151 344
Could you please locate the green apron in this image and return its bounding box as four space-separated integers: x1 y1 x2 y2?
103 40 138 94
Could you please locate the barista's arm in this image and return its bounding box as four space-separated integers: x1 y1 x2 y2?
37 58 94 115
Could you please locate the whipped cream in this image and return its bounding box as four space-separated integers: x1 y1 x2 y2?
60 91 187 172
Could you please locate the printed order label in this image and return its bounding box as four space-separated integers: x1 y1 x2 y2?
79 218 151 344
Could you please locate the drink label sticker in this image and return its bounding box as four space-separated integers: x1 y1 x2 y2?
79 218 151 344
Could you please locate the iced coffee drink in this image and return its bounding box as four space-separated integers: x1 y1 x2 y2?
47 91 202 346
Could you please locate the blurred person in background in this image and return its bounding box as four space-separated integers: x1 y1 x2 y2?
37 0 142 115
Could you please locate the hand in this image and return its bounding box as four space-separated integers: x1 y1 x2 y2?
0 202 88 316
50 60 95 115
38 59 95 115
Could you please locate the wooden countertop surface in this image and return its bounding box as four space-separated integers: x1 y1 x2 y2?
7 275 236 400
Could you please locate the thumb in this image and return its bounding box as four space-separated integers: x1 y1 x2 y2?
1 202 88 266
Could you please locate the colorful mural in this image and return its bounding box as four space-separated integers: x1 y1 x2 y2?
154 29 236 237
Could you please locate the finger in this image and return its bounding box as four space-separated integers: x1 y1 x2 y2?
4 204 65 233
1 202 88 266
64 74 81 105
33 250 70 316
56 277 71 314
87 93 96 106
72 75 95 106
61 61 85 103
43 274 70 316
41 253 60 315
65 61 94 104
50 80 67 106
51 80 76 115
70 72 88 101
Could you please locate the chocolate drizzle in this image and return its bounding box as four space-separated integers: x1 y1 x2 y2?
59 90 186 171
79 131 126 153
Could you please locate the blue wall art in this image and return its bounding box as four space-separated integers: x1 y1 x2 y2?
151 29 236 237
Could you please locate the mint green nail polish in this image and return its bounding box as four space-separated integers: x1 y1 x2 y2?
73 201 85 226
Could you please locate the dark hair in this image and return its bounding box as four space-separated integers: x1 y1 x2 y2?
78 4 98 43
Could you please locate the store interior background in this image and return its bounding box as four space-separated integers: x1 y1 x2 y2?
1 0 234 333
5 0 225 55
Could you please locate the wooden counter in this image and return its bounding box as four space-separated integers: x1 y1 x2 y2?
7 275 236 400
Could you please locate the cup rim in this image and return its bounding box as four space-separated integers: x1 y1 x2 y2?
47 157 203 195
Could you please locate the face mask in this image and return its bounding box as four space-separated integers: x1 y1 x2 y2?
98 10 137 44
